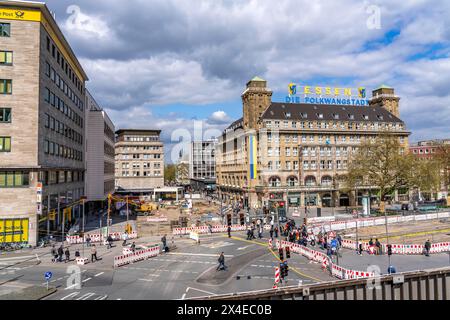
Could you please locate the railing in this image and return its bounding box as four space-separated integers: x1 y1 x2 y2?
189 267 450 300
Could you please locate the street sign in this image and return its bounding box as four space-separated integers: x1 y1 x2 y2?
44 271 52 291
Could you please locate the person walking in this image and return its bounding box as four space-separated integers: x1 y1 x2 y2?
50 245 57 263
86 235 91 247
131 242 136 253
424 239 431 257
227 225 231 238
274 226 279 238
161 234 167 251
258 226 263 239
91 245 99 262
216 252 227 271
122 232 128 246
107 235 113 249
375 239 381 255
269 227 274 240
64 247 70 263
57 245 64 262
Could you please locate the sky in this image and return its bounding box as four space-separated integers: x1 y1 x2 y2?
44 0 450 162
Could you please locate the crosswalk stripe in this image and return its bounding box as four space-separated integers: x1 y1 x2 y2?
61 292 79 300
77 293 95 300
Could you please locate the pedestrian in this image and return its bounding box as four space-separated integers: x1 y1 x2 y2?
227 225 231 238
216 252 227 271
161 234 167 250
258 226 263 239
274 226 278 238
269 227 273 240
107 235 113 249
86 235 91 247
64 247 70 263
57 245 64 262
369 238 374 246
75 250 80 258
90 245 98 262
50 245 57 263
375 239 381 255
246 228 251 240
358 241 363 255
131 242 136 253
424 239 431 257
122 232 128 246
336 234 342 247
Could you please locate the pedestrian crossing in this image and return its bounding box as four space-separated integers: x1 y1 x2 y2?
60 291 108 300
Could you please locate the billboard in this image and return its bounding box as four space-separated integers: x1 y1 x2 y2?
0 218 29 243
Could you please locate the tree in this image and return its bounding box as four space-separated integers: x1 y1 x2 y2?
164 164 176 185
434 144 450 192
344 133 412 205
407 157 442 197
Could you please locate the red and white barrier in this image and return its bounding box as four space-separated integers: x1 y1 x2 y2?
66 231 138 244
114 246 160 268
76 257 89 265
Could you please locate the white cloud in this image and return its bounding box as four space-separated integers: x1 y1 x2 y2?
47 0 450 142
208 110 231 124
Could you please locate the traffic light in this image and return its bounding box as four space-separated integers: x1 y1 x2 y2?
285 246 291 259
284 263 289 277
387 244 392 256
279 263 285 279
278 247 284 261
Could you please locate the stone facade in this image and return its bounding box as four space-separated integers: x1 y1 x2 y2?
85 90 115 202
0 2 88 245
115 129 164 191
216 78 410 212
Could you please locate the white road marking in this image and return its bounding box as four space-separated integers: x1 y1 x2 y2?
237 245 254 250
57 277 63 281
186 286 215 296
82 277 92 283
77 293 95 300
138 278 153 282
116 298 122 300
65 284 81 290
181 293 186 300
61 292 79 300
94 272 104 277
167 252 234 258
0 255 36 261
95 295 108 300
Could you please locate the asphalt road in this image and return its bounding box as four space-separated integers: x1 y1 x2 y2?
0 230 448 300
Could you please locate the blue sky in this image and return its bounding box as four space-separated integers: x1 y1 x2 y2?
44 0 450 162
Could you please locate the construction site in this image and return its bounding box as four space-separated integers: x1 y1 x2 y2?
340 216 450 245
109 194 224 237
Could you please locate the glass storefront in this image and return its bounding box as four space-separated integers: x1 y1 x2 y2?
304 193 318 206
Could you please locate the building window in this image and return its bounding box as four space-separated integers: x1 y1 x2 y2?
0 51 12 65
0 108 11 123
0 23 10 37
0 136 11 152
0 171 29 187
0 79 12 94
